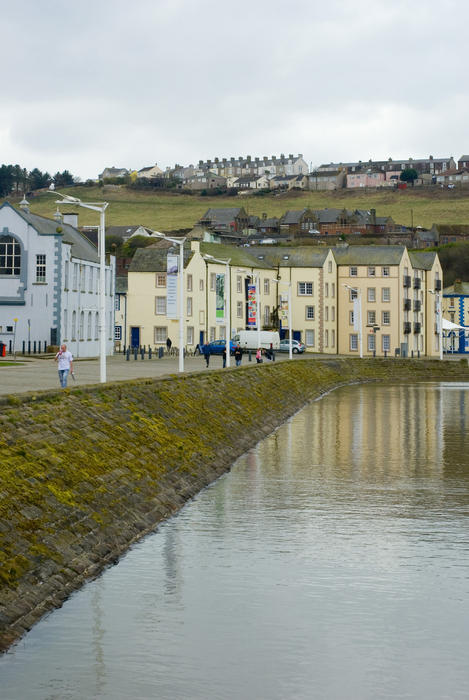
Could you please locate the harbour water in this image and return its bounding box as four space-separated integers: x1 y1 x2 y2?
2 383 469 699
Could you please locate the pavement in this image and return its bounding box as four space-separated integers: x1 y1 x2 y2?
0 351 295 396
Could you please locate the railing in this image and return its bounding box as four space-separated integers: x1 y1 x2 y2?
404 322 411 334
435 280 442 291
414 322 422 334
413 300 421 312
404 299 411 311
403 276 411 287
413 278 421 289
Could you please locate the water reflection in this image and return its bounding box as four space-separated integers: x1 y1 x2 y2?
2 382 469 700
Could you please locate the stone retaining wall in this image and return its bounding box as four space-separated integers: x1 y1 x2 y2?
1 358 469 651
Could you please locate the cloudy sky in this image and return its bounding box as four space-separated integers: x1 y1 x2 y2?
2 0 468 180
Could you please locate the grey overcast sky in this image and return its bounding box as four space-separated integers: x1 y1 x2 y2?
2 0 468 180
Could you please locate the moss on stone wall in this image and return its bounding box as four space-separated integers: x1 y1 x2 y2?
1 357 469 651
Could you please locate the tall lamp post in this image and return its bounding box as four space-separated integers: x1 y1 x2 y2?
204 254 231 367
147 229 186 373
343 283 363 358
55 193 108 383
429 289 443 360
271 278 293 359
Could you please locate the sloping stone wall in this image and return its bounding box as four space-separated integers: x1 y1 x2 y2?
1 358 469 651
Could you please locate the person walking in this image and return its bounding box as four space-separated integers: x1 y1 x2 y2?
256 348 263 364
269 342 275 362
55 344 74 388
234 344 242 367
166 337 172 354
222 347 227 368
202 342 211 368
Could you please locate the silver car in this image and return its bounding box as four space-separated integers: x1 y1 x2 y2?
278 339 306 354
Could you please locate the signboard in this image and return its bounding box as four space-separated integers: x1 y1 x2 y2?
247 284 257 327
166 254 178 319
216 273 225 324
279 294 289 324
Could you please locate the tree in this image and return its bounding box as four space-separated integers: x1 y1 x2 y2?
0 165 15 197
28 168 51 191
400 168 419 186
53 170 75 188
121 235 155 257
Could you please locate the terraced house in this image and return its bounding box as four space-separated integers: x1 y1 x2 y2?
125 240 442 358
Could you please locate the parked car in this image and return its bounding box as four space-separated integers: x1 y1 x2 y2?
278 339 306 354
206 340 237 355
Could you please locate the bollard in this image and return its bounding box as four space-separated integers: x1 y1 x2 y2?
141 347 145 360
28 340 31 355
38 341 41 354
22 341 25 354
126 348 130 361
158 346 164 359
384 350 387 358
134 348 138 360
149 347 152 359
248 350 252 362
373 350 376 358
411 350 414 358
33 340 37 354
9 340 12 354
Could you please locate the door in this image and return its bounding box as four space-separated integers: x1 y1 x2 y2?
293 330 301 342
130 326 140 348
199 330 205 345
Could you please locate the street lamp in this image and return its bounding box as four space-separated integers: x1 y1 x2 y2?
428 289 443 360
55 193 109 383
204 254 231 367
271 278 293 359
343 284 363 358
147 229 186 373
238 269 261 349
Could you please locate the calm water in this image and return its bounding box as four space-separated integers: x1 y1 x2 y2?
2 383 469 700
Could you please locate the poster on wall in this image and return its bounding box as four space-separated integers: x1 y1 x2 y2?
247 284 257 327
216 273 225 323
167 254 178 320
279 294 289 324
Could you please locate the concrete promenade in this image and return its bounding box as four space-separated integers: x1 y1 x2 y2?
0 351 295 396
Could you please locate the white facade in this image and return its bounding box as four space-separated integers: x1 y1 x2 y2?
0 202 115 357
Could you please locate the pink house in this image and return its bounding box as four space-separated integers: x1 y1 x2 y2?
346 171 385 188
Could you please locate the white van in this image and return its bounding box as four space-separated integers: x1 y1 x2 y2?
233 330 280 351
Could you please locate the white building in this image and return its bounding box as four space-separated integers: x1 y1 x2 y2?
0 200 115 357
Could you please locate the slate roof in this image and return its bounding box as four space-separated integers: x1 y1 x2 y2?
281 209 310 224
332 245 406 265
129 245 194 272
2 203 99 263
115 276 128 294
408 251 438 270
106 225 145 239
200 242 272 269
200 208 244 225
247 246 330 268
444 281 469 295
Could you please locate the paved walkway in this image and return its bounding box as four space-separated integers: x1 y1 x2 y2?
0 351 294 396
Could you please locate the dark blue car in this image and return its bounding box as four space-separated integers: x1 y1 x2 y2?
206 340 237 355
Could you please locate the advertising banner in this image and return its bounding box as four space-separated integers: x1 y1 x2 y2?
216 273 225 323
279 294 289 324
247 284 257 327
167 254 178 320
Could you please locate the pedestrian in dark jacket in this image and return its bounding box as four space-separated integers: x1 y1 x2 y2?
234 345 242 366
222 347 227 368
202 342 210 367
166 337 172 354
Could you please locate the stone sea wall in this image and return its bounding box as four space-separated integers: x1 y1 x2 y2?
1 358 469 651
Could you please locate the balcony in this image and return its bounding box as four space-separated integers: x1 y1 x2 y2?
413 300 421 312
404 298 411 311
403 276 411 288
435 279 442 291
414 322 421 334
404 322 411 334
413 277 421 289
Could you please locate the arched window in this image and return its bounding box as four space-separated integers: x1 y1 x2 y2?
0 235 21 276
79 311 84 341
71 311 77 340
87 311 92 340
95 311 99 340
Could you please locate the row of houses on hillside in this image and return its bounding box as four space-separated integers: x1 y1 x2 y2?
114 240 443 359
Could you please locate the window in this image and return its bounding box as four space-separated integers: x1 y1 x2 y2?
349 288 358 301
79 311 84 341
237 275 242 293
80 266 86 292
264 279 270 295
237 301 243 318
199 278 204 291
325 329 329 347
325 283 329 297
382 287 391 302
382 334 390 352
306 305 315 320
87 312 92 340
382 266 390 277
89 267 94 292
350 266 357 277
71 311 77 339
64 261 69 289
156 274 166 287
350 334 358 351
367 287 376 302
63 309 68 339
331 283 335 298
367 310 376 325
154 326 167 343
187 326 194 345
198 310 204 325
0 235 21 276
155 296 167 315
325 306 329 321
368 334 376 351
115 295 121 311
210 326 216 342
187 297 192 316
210 273 216 291
95 312 99 340
328 260 332 273
368 266 376 277
115 325 122 341
349 310 355 325
187 274 193 292
305 329 315 347
449 297 455 308
35 254 46 283
263 305 270 326
382 310 390 325
331 329 335 347
73 263 78 289
219 326 226 340
331 306 335 321
298 282 313 295
96 269 100 294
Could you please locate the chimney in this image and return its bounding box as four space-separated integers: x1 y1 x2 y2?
62 212 78 228
19 196 29 213
54 208 62 223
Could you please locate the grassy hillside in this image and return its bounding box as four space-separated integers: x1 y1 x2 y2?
3 185 469 231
